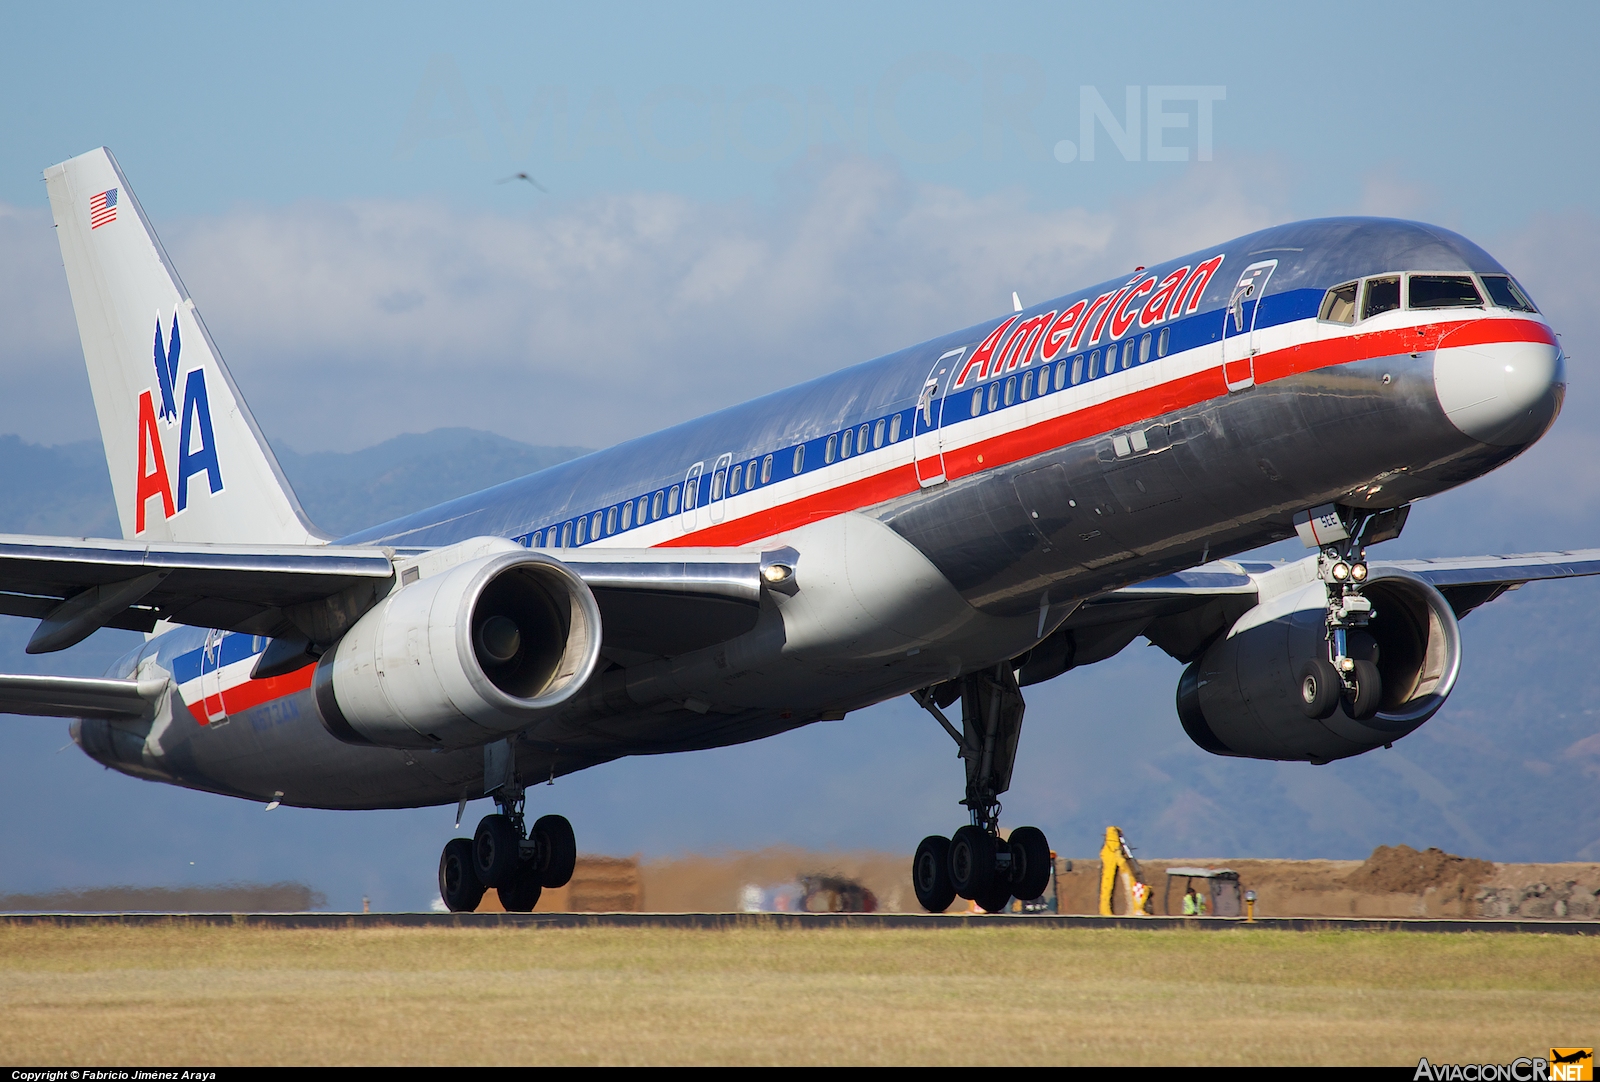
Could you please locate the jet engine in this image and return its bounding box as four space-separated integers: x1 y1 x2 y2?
1175 567 1461 763
314 545 602 750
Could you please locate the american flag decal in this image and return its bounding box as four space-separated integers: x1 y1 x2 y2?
90 188 118 229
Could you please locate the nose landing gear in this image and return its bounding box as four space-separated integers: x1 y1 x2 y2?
1296 507 1384 722
912 665 1054 913
437 780 577 913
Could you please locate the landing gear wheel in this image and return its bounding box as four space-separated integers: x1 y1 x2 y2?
1006 826 1052 902
974 880 1013 914
949 825 996 900
438 837 486 913
1346 659 1382 720
497 857 544 912
532 814 576 888
912 835 956 913
473 814 521 889
1298 658 1341 720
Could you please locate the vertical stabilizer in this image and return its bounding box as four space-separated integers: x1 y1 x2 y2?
43 147 325 545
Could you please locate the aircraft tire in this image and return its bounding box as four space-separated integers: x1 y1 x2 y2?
1346 660 1383 721
532 814 577 888
1007 826 1052 902
948 825 996 900
497 858 544 913
1297 658 1341 719
439 837 486 913
973 879 1013 914
473 814 521 889
912 835 956 913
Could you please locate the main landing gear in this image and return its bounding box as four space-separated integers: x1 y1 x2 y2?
438 782 577 913
1297 513 1383 723
911 665 1053 914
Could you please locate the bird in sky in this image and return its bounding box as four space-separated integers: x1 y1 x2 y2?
497 172 549 193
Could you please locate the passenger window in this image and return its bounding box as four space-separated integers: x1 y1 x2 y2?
1020 370 1033 400
841 429 854 458
971 389 983 416
824 434 837 464
1139 333 1152 364
1004 376 1016 405
792 445 804 474
1158 326 1170 357
560 522 572 547
605 507 617 534
874 419 886 448
1408 274 1482 309
621 502 632 531
652 490 664 519
1319 281 1358 324
1055 360 1067 390
1088 350 1101 379
987 383 1000 411
888 415 901 443
592 511 604 538
575 517 588 545
1362 276 1401 319
859 424 870 452
710 469 725 500
684 476 699 510
729 464 742 495
747 459 758 484
1124 340 1136 368
1071 355 1084 384
1480 274 1538 312
762 453 774 482
668 485 681 515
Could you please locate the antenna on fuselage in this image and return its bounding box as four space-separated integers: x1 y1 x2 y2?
1012 291 1023 312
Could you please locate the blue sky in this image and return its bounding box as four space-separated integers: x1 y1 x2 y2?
2 3 1600 908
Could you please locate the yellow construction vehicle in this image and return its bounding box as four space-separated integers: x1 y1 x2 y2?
1099 826 1154 916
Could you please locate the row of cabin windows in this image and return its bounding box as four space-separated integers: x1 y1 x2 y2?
1318 272 1538 325
525 319 1190 547
822 413 904 465
969 326 1172 418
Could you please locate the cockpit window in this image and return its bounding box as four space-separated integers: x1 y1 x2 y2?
1480 274 1539 313
1319 281 1358 324
1362 276 1401 319
1408 274 1482 310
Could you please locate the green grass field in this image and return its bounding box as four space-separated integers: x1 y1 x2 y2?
1 924 1594 1065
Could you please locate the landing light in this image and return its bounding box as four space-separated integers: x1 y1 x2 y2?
762 563 794 584
1350 562 1368 582
1331 561 1351 581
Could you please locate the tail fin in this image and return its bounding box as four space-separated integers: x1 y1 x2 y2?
43 147 325 545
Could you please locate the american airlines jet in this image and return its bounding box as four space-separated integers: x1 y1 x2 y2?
4 147 1588 914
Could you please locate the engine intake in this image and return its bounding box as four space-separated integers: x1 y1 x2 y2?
1175 567 1461 763
315 545 602 749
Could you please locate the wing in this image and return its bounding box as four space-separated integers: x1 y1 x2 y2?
0 673 166 721
0 533 788 664
1019 548 1600 686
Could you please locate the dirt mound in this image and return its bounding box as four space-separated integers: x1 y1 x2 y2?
1341 845 1493 895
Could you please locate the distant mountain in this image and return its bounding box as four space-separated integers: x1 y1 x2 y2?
272 428 590 538
0 428 590 540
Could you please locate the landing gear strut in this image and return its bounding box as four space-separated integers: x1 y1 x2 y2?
437 779 577 913
911 665 1053 913
1299 511 1383 722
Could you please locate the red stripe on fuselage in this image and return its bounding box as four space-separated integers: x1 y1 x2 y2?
661 317 1553 548
184 662 315 725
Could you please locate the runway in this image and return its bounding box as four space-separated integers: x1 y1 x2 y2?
3 911 1597 933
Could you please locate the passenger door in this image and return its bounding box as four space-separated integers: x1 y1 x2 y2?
1222 260 1277 392
708 452 733 524
200 628 227 725
914 348 965 487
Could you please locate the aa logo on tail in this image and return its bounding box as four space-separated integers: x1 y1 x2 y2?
135 311 223 533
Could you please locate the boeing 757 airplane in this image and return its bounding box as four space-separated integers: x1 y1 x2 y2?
3 147 1588 913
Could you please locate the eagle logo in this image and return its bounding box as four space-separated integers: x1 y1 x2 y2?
153 312 181 422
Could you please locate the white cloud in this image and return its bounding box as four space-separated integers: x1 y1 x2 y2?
0 154 1282 453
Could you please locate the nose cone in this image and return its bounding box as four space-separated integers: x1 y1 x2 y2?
1434 329 1565 447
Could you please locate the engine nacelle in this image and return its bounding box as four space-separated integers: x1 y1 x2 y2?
314 540 602 749
1175 567 1461 763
